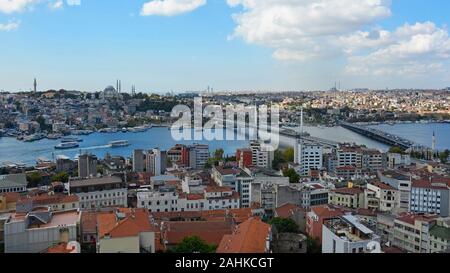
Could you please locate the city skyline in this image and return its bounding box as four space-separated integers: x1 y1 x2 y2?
1 0 450 92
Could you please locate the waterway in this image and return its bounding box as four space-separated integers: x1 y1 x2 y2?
1 123 449 166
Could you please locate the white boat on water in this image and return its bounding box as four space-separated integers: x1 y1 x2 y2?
55 142 79 149
61 137 83 143
109 140 130 148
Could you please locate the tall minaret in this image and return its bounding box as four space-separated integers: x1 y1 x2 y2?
300 107 304 135
432 131 436 151
33 78 37 93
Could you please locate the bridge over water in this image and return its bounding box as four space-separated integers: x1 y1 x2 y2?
339 121 417 150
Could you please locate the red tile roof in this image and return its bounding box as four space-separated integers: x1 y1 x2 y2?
332 187 364 195
310 205 345 218
275 203 303 219
396 213 438 225
46 243 77 253
369 180 396 190
1 192 21 203
163 220 233 246
216 217 271 253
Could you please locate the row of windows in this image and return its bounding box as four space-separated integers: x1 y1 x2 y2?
0 187 25 193
81 199 125 208
80 191 125 200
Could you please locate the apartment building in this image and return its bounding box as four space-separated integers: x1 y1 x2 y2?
250 141 274 169
15 194 79 213
137 185 240 213
296 141 323 176
429 217 450 253
393 213 438 253
69 176 127 209
4 208 80 253
410 178 450 217
0 174 27 194
322 215 381 253
212 166 254 207
328 187 365 209
366 180 398 213
379 170 411 212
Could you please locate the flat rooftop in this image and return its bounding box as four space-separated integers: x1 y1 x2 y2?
70 176 123 188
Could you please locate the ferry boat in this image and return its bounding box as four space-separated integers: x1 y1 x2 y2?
23 133 45 142
109 140 130 148
47 133 62 140
61 137 83 143
55 142 79 150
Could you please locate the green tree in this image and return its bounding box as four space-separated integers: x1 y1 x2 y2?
389 146 405 154
214 149 224 161
97 166 104 175
282 168 300 183
51 172 69 183
307 236 322 253
269 217 299 233
26 172 42 188
272 150 287 170
283 147 295 163
171 236 217 253
439 150 450 163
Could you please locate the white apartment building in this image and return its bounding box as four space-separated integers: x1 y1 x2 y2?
212 166 254 207
69 176 127 209
379 170 411 212
322 215 381 253
250 142 274 169
146 148 162 176
189 144 209 169
410 178 450 217
137 186 240 212
4 209 80 253
297 141 323 176
387 153 411 169
366 181 399 213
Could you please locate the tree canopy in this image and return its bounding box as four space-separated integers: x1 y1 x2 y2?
282 168 300 183
51 172 69 183
170 236 217 253
269 217 299 233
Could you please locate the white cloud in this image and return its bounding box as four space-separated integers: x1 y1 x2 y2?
141 0 206 16
0 19 20 31
226 0 392 61
48 0 63 10
346 22 450 76
66 0 80 6
0 0 39 14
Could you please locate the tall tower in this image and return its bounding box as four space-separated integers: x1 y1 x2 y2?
300 107 304 135
33 78 37 93
432 131 436 151
119 80 122 93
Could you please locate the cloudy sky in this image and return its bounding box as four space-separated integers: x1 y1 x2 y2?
1 0 450 92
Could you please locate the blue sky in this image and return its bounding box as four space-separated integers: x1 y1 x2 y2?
1 0 450 93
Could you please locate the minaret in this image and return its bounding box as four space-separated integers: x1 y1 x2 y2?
33 78 37 93
432 131 436 151
116 80 119 92
300 107 304 135
119 80 122 93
